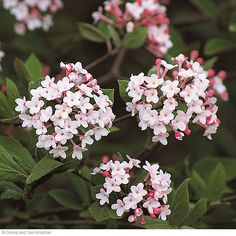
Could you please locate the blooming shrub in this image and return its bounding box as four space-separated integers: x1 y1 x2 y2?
94 154 171 224
2 0 63 35
92 0 172 56
0 0 235 230
124 51 228 145
15 62 115 159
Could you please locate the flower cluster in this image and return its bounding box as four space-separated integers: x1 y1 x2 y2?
2 0 63 35
15 62 115 160
92 0 172 56
94 154 171 224
0 43 5 71
125 51 228 145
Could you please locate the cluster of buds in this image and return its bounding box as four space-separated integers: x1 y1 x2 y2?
15 62 115 160
2 0 63 35
125 51 228 145
0 42 5 71
92 0 172 56
94 154 172 224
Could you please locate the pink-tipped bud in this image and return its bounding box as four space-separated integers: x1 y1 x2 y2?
101 171 110 177
209 79 215 87
140 219 146 225
175 131 181 138
184 128 192 136
218 71 227 79
150 214 156 219
216 119 221 125
208 69 215 77
102 154 110 163
116 17 123 24
191 50 199 60
148 191 155 198
155 58 162 66
135 208 143 216
207 89 214 97
1 85 8 93
31 8 40 16
154 207 161 215
196 57 204 64
172 70 178 78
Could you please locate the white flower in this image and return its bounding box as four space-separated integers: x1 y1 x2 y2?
143 161 159 177
145 74 163 89
57 77 74 92
152 132 169 145
111 199 125 216
126 155 141 168
161 80 180 98
72 146 87 159
40 106 52 122
143 197 160 214
130 183 147 201
15 97 27 112
123 193 138 210
49 145 68 159
104 178 121 194
96 188 109 205
159 205 171 221
63 91 81 107
25 97 44 115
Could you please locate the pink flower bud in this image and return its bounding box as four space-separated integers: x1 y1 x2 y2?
190 50 199 60
1 85 8 93
135 208 143 216
102 154 110 163
140 219 146 225
208 69 215 77
218 71 227 79
206 89 214 97
196 57 204 64
101 171 110 177
184 129 192 136
150 214 156 219
154 207 161 215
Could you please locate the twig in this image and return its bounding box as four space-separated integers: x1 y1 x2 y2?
85 48 119 71
77 171 96 186
221 194 236 203
113 113 133 124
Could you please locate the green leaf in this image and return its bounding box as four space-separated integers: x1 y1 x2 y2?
49 189 82 210
101 88 115 103
26 158 63 184
90 185 101 201
118 80 130 102
207 163 227 202
123 27 147 49
0 92 12 118
183 198 207 226
6 78 20 113
88 203 111 222
148 67 156 76
169 178 190 226
191 0 217 19
136 216 173 229
130 169 147 186
107 25 121 48
0 136 35 174
28 78 43 92
191 171 208 199
109 126 120 133
25 53 43 81
204 38 236 56
78 23 107 43
193 157 236 181
168 27 185 55
14 58 32 81
0 146 27 182
69 173 90 206
203 57 218 70
0 181 23 200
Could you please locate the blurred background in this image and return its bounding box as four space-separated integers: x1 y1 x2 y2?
0 0 236 229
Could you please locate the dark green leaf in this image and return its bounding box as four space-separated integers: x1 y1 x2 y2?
26 158 63 184
118 80 130 102
0 181 23 200
207 163 227 202
204 38 236 56
25 53 43 81
28 78 43 92
123 27 147 49
14 58 32 81
203 57 218 70
0 92 12 118
191 170 208 199
78 23 107 43
6 78 20 113
0 136 35 174
101 88 115 103
88 203 110 222
169 178 190 226
191 0 217 19
183 198 207 225
107 25 121 48
49 189 82 210
69 173 90 205
148 67 156 76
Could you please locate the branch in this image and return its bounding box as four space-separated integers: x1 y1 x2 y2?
85 48 119 71
113 113 133 124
